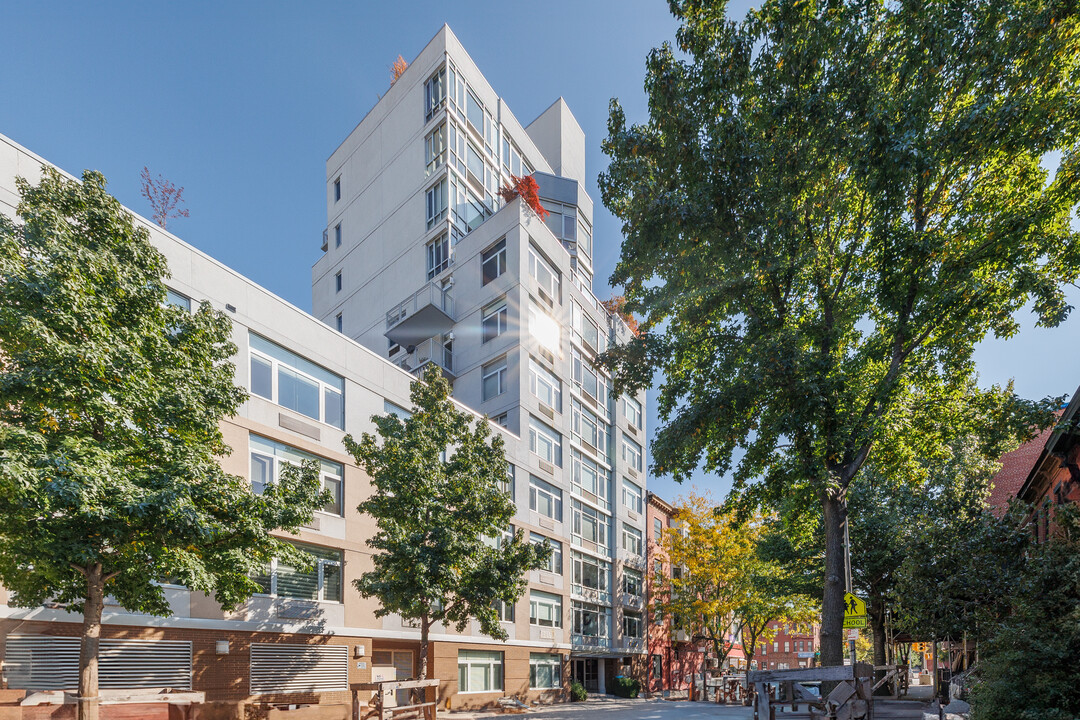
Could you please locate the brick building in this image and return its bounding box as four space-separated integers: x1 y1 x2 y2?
1015 390 1080 542
755 619 819 671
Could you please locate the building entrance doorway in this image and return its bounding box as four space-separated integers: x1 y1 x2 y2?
373 650 414 705
572 658 599 693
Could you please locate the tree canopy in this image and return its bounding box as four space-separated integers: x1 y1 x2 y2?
0 168 326 720
345 366 548 679
599 0 1079 663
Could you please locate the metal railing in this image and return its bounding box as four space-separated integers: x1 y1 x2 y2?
385 281 455 330
394 337 453 376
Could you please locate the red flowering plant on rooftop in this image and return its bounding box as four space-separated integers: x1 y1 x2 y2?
498 174 549 221
601 295 640 336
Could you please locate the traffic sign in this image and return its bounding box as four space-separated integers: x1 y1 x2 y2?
842 592 867 629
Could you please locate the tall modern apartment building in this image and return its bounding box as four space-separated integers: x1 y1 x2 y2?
0 24 647 716
313 25 648 698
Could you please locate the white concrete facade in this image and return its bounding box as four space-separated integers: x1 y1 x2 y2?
312 25 650 689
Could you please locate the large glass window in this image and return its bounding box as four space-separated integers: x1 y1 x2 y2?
529 302 560 355
250 434 344 515
572 400 607 453
426 178 448 230
571 347 606 406
529 590 562 628
622 523 643 557
529 247 560 305
654 518 663 541
571 451 609 509
622 479 643 514
572 501 610 552
623 611 643 639
529 417 562 467
572 601 610 641
481 239 506 285
254 542 342 602
165 288 191 311
572 551 610 597
426 232 450 279
530 653 561 690
529 476 563 521
623 568 643 598
458 650 503 693
424 67 446 120
623 396 642 429
481 300 508 343
482 356 507 401
249 334 344 429
529 358 562 412
622 435 643 472
425 123 446 176
531 532 563 574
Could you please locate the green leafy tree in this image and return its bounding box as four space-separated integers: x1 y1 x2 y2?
970 506 1080 720
345 366 548 680
598 0 1079 664
0 168 326 720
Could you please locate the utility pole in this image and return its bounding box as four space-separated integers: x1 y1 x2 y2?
843 513 856 666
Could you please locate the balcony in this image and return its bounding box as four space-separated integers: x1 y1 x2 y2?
571 583 611 606
385 281 455 347
571 634 610 652
393 337 455 380
621 638 647 654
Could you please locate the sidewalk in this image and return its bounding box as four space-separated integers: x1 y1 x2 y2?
444 696 755 719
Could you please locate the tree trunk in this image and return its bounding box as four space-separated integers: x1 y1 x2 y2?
418 616 430 680
743 634 757 706
820 492 847 667
79 564 104 720
870 599 887 667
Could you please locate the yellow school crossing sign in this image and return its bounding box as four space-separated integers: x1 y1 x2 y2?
843 592 867 629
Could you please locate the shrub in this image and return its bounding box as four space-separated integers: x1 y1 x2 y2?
610 676 640 698
569 681 587 702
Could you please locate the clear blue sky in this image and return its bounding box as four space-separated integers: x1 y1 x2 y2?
3 2 1076 504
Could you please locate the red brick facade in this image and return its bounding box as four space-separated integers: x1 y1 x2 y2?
754 620 819 671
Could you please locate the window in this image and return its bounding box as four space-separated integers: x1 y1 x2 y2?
502 463 515 498
425 124 446 176
622 479 643 514
426 232 450 279
466 142 485 185
165 288 191 311
493 412 509 428
571 400 607 452
773 642 779 652
623 568 643 598
254 542 342 602
531 532 563 574
529 417 562 466
571 301 602 353
571 451 609 509
529 358 562 411
672 565 683 580
333 178 341 202
654 560 665 579
529 591 562 628
529 302 560 355
622 523 643 557
571 347 606 405
466 91 484 133
482 357 507 401
249 333 344 429
335 313 343 333
426 178 448 229
424 67 446 120
623 396 642 429
250 436 344 515
458 650 502 693
482 300 508 343
530 653 561 690
335 271 342 292
529 247 559 305
651 654 662 681
529 476 563 521
572 601 610 640
482 239 506 284
654 518 663 541
622 435 643 472
495 600 515 622
785 642 790 652
572 500 610 552
623 611 643 639
572 551 611 597
335 223 342 248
